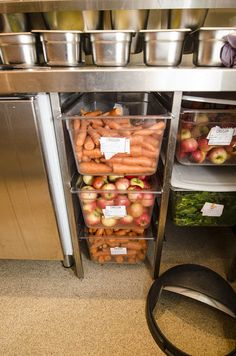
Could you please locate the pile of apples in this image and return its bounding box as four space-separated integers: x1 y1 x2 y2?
79 175 155 228
177 114 236 165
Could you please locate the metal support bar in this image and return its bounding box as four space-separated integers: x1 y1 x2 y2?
153 91 183 279
50 93 84 279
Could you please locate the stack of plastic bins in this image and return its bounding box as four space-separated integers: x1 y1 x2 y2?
176 96 236 166
170 163 236 227
64 92 170 264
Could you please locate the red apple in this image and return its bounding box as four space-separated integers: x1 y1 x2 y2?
141 193 155 207
85 210 101 226
82 175 94 185
178 150 187 160
182 122 194 130
180 138 198 153
114 195 131 207
197 138 213 152
208 147 228 164
115 178 130 190
135 212 150 227
108 175 124 182
143 180 151 190
128 202 144 218
101 183 117 200
92 176 107 190
80 186 97 203
190 149 206 163
126 175 136 179
138 175 147 181
225 138 236 156
119 215 134 225
101 217 117 227
130 178 145 189
82 200 97 213
180 128 191 140
127 186 143 202
97 197 115 209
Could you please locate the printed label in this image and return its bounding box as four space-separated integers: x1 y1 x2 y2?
100 137 130 160
207 126 234 145
102 205 127 218
110 247 127 255
201 202 224 217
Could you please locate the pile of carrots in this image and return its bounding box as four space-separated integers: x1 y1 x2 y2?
71 107 166 175
88 227 147 264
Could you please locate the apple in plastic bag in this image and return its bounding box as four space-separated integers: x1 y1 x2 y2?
128 202 144 218
135 212 150 227
101 217 117 227
141 193 155 207
198 138 213 152
101 183 117 200
97 197 115 209
114 195 130 207
85 210 101 226
119 215 134 225
80 186 97 203
92 176 107 190
180 129 191 140
115 178 130 190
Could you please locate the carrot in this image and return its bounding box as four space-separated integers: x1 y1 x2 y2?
128 257 136 263
130 145 142 156
83 110 103 117
95 228 104 236
130 135 143 145
98 256 105 263
106 121 121 130
112 164 154 174
104 255 112 262
73 119 81 130
96 127 118 137
75 120 88 147
127 250 137 256
88 126 101 146
89 118 103 127
75 148 82 162
115 256 124 263
82 148 102 158
126 242 143 250
103 107 122 117
121 157 153 167
80 162 112 174
144 121 166 131
81 156 91 162
84 136 95 150
142 148 159 158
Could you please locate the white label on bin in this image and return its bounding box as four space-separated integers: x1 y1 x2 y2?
100 137 130 160
207 126 234 145
110 247 127 255
102 205 127 218
201 202 224 217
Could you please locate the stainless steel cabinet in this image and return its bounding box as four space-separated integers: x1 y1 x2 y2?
0 97 63 260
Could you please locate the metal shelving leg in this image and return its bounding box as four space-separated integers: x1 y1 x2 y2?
50 93 84 279
153 91 183 279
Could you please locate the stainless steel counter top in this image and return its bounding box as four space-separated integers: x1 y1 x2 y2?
0 66 235 93
0 0 235 13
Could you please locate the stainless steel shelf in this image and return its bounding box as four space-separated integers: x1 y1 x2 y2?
0 0 235 13
0 66 236 94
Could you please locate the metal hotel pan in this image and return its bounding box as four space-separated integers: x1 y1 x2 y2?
88 30 134 67
111 10 149 53
0 32 37 66
34 30 82 66
141 29 190 66
193 27 236 66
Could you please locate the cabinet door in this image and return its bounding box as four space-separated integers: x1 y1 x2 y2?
0 98 63 260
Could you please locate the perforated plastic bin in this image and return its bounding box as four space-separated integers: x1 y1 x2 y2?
85 227 151 264
72 174 161 229
171 187 236 226
63 92 170 176
176 106 236 166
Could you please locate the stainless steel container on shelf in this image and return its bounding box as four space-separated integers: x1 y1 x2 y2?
35 30 82 66
111 10 149 53
169 9 208 54
0 13 28 32
43 11 84 31
141 29 190 67
193 27 236 67
0 33 37 66
88 30 134 67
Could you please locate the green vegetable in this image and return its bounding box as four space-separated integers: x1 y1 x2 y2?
171 190 236 226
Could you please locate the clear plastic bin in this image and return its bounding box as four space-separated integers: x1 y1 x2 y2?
176 109 236 165
85 227 150 264
171 187 236 226
63 92 170 175
72 174 161 229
